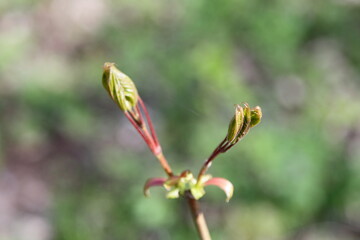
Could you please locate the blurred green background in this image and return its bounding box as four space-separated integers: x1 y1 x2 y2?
1 0 360 239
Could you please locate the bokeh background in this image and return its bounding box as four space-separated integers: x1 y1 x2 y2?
1 0 360 239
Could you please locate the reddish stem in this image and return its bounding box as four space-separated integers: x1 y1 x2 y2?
138 97 160 146
142 127 162 156
156 152 173 177
125 106 172 176
197 137 229 181
135 104 145 128
125 111 156 152
221 142 235 152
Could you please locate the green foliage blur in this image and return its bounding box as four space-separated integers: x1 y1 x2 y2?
1 0 360 239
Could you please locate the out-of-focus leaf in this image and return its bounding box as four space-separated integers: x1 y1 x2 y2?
166 189 180 199
204 177 234 202
190 185 206 200
164 176 181 189
143 177 167 197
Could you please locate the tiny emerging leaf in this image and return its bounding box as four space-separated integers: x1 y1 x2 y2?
204 177 234 202
250 106 262 127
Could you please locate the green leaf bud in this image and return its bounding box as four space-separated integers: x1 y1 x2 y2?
242 103 251 130
233 102 251 142
227 104 244 143
102 62 139 112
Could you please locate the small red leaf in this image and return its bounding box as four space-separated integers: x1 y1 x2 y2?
143 178 167 197
204 177 234 202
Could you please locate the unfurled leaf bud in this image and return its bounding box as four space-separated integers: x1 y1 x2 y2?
102 62 139 112
227 104 244 143
250 106 262 127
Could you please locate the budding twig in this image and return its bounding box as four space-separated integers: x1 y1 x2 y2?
102 62 262 240
197 103 262 180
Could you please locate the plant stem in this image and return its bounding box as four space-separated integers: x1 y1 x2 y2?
125 111 156 151
186 192 211 240
155 152 173 177
197 137 228 180
138 97 160 146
